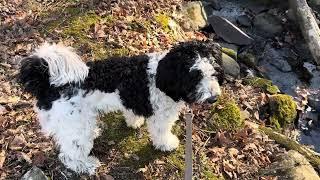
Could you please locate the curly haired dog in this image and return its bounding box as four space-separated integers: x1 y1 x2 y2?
18 41 223 174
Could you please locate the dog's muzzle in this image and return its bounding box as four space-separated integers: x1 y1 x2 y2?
205 96 218 104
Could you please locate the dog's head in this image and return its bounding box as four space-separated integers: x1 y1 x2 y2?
156 40 224 104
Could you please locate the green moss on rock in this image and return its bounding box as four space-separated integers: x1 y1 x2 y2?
209 93 243 131
246 77 280 94
269 94 297 129
222 47 237 60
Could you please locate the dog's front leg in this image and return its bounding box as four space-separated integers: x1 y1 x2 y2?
146 104 183 151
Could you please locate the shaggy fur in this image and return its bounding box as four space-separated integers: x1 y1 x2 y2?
18 41 223 174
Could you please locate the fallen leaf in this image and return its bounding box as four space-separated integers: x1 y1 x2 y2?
32 152 46 166
9 134 27 150
0 150 6 168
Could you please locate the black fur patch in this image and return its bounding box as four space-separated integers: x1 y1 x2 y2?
18 56 78 110
83 55 153 117
155 41 223 103
18 55 153 117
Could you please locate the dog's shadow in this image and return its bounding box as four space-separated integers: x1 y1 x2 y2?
92 112 184 177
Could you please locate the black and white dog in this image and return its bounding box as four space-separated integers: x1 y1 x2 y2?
18 41 223 174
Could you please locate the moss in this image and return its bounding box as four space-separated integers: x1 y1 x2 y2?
208 93 243 131
259 126 320 171
101 113 185 173
269 94 297 129
44 8 119 59
246 77 280 94
166 145 185 171
155 14 171 32
238 52 256 67
222 47 237 60
198 151 222 180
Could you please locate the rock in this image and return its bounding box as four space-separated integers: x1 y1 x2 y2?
237 15 251 27
204 0 221 10
222 53 240 77
269 94 297 129
222 47 237 60
308 94 320 112
261 44 292 72
219 42 238 60
22 166 48 180
253 12 283 37
261 150 320 180
238 52 256 67
310 0 320 5
179 1 207 30
208 15 253 45
286 9 296 22
247 4 269 14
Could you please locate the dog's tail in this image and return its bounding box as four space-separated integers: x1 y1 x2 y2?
18 42 89 96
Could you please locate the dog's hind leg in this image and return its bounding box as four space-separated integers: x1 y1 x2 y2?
123 110 145 129
36 98 100 175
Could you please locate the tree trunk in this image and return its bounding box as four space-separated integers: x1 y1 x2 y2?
289 0 320 65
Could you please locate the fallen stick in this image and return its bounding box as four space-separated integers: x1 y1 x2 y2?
289 0 320 65
259 126 320 171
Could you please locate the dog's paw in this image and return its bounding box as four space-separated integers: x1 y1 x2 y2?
85 156 101 175
93 128 102 138
125 117 145 129
153 134 179 151
59 154 101 175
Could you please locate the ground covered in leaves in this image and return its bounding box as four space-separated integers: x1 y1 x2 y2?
0 0 307 179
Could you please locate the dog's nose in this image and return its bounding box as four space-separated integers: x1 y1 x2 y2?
205 96 218 104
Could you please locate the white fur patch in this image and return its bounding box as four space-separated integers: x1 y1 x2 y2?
34 42 89 86
191 56 221 102
36 90 125 174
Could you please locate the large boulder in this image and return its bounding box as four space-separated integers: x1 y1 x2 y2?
178 1 207 31
261 150 320 180
208 15 253 45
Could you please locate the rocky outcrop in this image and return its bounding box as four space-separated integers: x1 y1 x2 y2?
261 150 320 180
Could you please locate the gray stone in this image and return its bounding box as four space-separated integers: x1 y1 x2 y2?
248 5 269 14
22 166 48 180
222 53 240 77
308 94 320 112
262 44 292 72
208 15 253 45
261 150 320 180
237 15 251 27
253 12 283 37
204 0 221 10
257 44 302 95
